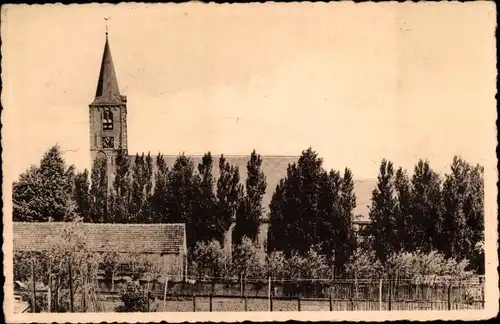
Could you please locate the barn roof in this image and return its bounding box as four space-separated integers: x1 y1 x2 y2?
128 154 376 221
13 222 186 255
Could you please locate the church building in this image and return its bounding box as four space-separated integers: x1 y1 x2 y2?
88 32 374 251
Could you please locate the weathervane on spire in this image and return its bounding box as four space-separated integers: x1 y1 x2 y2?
104 17 110 35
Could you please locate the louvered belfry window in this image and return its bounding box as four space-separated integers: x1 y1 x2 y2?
103 110 114 130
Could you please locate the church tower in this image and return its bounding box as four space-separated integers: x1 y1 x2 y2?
89 31 128 185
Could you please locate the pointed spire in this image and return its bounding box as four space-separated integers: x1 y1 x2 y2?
92 32 124 105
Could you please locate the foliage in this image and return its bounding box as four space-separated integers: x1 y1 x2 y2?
115 281 149 312
345 247 384 279
345 248 474 283
231 236 265 279
384 250 474 283
189 240 229 279
442 157 484 264
88 156 108 223
109 150 131 223
268 148 356 271
368 159 399 263
408 160 444 252
150 153 169 223
233 150 267 244
265 251 288 280
192 152 218 243
13 145 77 222
394 167 412 251
216 155 244 245
74 169 91 221
13 220 102 312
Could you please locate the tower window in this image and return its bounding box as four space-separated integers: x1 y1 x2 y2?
103 110 114 130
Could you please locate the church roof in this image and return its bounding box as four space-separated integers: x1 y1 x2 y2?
128 154 376 221
91 34 126 105
13 222 186 255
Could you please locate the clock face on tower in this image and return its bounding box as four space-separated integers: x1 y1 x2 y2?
102 136 114 149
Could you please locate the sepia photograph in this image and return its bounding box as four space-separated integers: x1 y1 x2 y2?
1 2 498 322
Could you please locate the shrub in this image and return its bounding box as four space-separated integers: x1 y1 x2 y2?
115 282 149 312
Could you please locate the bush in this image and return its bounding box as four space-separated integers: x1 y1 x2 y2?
115 282 149 312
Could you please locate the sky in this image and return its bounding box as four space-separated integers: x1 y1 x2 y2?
1 2 497 182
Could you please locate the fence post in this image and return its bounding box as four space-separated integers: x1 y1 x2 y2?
147 291 150 312
388 279 392 311
193 294 196 312
209 293 213 312
378 278 383 311
329 291 333 311
244 296 248 311
268 276 271 312
163 276 169 311
297 297 301 311
69 261 74 312
447 285 452 310
31 257 36 313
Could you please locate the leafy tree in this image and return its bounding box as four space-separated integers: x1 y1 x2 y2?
150 153 169 223
232 236 265 280
13 145 77 222
394 167 412 251
345 247 384 279
268 148 326 256
409 160 444 252
368 159 398 263
189 240 229 279
129 153 154 223
109 150 131 223
165 154 200 246
74 169 91 221
193 152 218 243
233 150 267 245
115 281 149 312
442 156 484 267
335 168 357 276
89 156 109 223
216 155 244 246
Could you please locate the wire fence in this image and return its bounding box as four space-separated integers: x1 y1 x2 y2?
94 275 484 312
16 269 485 313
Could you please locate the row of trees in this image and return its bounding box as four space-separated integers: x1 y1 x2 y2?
13 145 485 274
367 158 484 273
13 146 268 248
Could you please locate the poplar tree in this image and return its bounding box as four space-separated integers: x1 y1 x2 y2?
89 156 108 223
165 154 199 247
193 152 217 243
74 169 91 221
150 153 169 223
233 150 267 245
335 168 357 275
409 160 443 252
109 150 131 223
442 156 484 264
394 167 412 251
216 155 244 246
368 159 398 263
267 148 326 256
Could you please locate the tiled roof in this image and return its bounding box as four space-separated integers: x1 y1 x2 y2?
13 222 186 254
129 154 376 221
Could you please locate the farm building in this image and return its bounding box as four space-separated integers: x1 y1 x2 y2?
13 222 187 292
